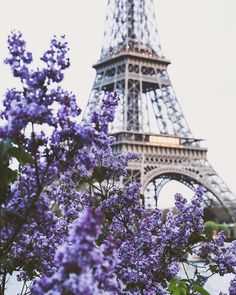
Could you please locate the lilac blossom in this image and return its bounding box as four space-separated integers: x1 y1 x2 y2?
229 277 236 295
31 208 121 295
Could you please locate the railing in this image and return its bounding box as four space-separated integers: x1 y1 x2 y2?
111 131 204 148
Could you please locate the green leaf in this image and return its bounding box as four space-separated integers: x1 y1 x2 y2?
193 283 210 295
1 167 18 188
196 275 206 283
0 139 12 157
7 260 15 275
168 278 180 291
173 287 182 295
188 231 209 247
179 282 188 295
187 248 193 255
9 146 34 165
209 263 218 274
168 278 190 295
96 233 108 246
91 166 108 182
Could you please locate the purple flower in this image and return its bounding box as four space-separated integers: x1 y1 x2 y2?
31 208 121 295
229 277 236 294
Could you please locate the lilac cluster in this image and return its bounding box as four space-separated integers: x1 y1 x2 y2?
99 184 236 294
0 160 68 281
0 32 96 284
101 186 207 294
197 237 236 284
2 33 74 141
0 31 132 293
229 277 236 295
41 35 70 82
5 31 32 79
40 172 236 295
91 92 119 133
0 32 80 282
31 208 121 295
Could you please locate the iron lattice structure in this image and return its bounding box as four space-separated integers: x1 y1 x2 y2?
84 0 236 222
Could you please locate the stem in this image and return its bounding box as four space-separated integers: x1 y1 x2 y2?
182 262 190 281
0 270 7 295
185 261 206 269
20 280 26 295
25 282 32 295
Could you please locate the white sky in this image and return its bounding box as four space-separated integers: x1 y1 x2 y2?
1 0 236 207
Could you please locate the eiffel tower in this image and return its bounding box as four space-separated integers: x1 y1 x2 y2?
84 0 236 222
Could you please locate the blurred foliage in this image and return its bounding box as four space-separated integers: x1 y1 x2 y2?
205 220 230 236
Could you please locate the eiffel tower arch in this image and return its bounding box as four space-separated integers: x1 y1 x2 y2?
84 0 236 222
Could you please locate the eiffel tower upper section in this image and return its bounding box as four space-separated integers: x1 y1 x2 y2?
84 0 196 144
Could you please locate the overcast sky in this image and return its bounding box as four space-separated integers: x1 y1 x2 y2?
1 0 236 206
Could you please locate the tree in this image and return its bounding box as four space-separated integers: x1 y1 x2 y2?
1 32 236 295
